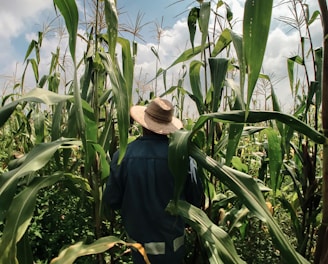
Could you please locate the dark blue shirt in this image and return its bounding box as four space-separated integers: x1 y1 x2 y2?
103 134 202 263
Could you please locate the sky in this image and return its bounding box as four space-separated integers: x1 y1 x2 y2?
0 0 323 112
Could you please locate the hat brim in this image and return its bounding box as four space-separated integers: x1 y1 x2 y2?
130 105 183 135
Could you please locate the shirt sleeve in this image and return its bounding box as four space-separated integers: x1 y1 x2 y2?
103 151 123 211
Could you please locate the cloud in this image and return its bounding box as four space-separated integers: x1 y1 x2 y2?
0 0 53 92
0 0 53 39
0 0 324 113
134 1 323 112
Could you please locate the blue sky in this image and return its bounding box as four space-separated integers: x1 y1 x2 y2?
0 0 323 111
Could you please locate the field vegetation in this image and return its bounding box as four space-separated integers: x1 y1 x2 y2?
1 0 328 263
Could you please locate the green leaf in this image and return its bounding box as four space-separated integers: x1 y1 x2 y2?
306 81 319 114
226 123 244 166
230 31 246 98
231 156 248 173
20 88 73 105
54 0 78 63
166 200 246 264
0 138 81 223
27 58 39 83
0 174 63 264
225 2 233 22
287 55 304 96
188 144 309 263
104 0 118 59
92 143 110 180
224 85 247 166
118 37 134 106
199 2 211 52
82 100 98 143
279 197 303 245
0 88 73 128
193 111 326 144
169 130 191 202
99 106 115 152
0 101 19 128
33 111 45 144
17 233 33 264
170 128 308 263
208 58 229 112
51 102 65 142
53 0 83 135
243 0 273 112
81 100 98 173
211 28 232 57
189 60 205 114
271 86 284 132
24 40 37 62
99 52 129 163
314 48 322 108
308 10 320 25
265 128 283 193
156 44 209 78
188 7 199 51
50 236 150 264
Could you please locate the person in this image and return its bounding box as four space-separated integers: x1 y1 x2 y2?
103 97 203 264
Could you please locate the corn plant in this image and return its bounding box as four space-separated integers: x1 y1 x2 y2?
165 0 326 263
1 0 328 263
314 1 328 263
0 0 143 263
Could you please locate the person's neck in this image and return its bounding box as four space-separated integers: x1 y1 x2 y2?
142 127 157 136
142 128 168 138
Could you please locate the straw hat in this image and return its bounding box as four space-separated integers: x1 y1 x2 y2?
130 97 183 135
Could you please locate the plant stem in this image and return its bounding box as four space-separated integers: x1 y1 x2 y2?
314 1 328 263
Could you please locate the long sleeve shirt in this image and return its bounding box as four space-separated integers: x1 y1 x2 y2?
103 134 203 263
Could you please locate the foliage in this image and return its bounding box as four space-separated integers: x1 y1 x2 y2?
0 0 327 263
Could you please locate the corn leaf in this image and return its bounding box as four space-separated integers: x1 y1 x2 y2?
243 0 273 112
0 138 81 223
104 0 118 59
118 37 134 106
169 130 191 202
99 52 129 163
199 2 211 52
156 44 210 78
230 31 246 98
188 144 309 263
189 60 205 114
0 88 73 128
0 101 19 128
188 7 199 51
193 111 326 144
287 55 304 96
211 28 232 57
53 0 78 63
208 58 229 113
0 173 63 264
166 200 246 264
50 236 150 264
92 143 110 180
265 128 283 193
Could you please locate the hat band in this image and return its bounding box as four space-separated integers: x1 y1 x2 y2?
145 108 172 123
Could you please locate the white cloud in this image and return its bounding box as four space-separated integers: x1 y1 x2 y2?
0 0 53 92
0 0 52 39
0 0 324 113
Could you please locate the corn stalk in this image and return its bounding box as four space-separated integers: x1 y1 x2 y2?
315 1 328 263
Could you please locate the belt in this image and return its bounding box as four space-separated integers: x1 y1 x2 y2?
129 234 185 255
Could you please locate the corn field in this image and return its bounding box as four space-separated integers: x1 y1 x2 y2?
1 0 328 263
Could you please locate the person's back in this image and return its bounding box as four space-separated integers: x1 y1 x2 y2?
105 132 186 263
103 98 203 263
